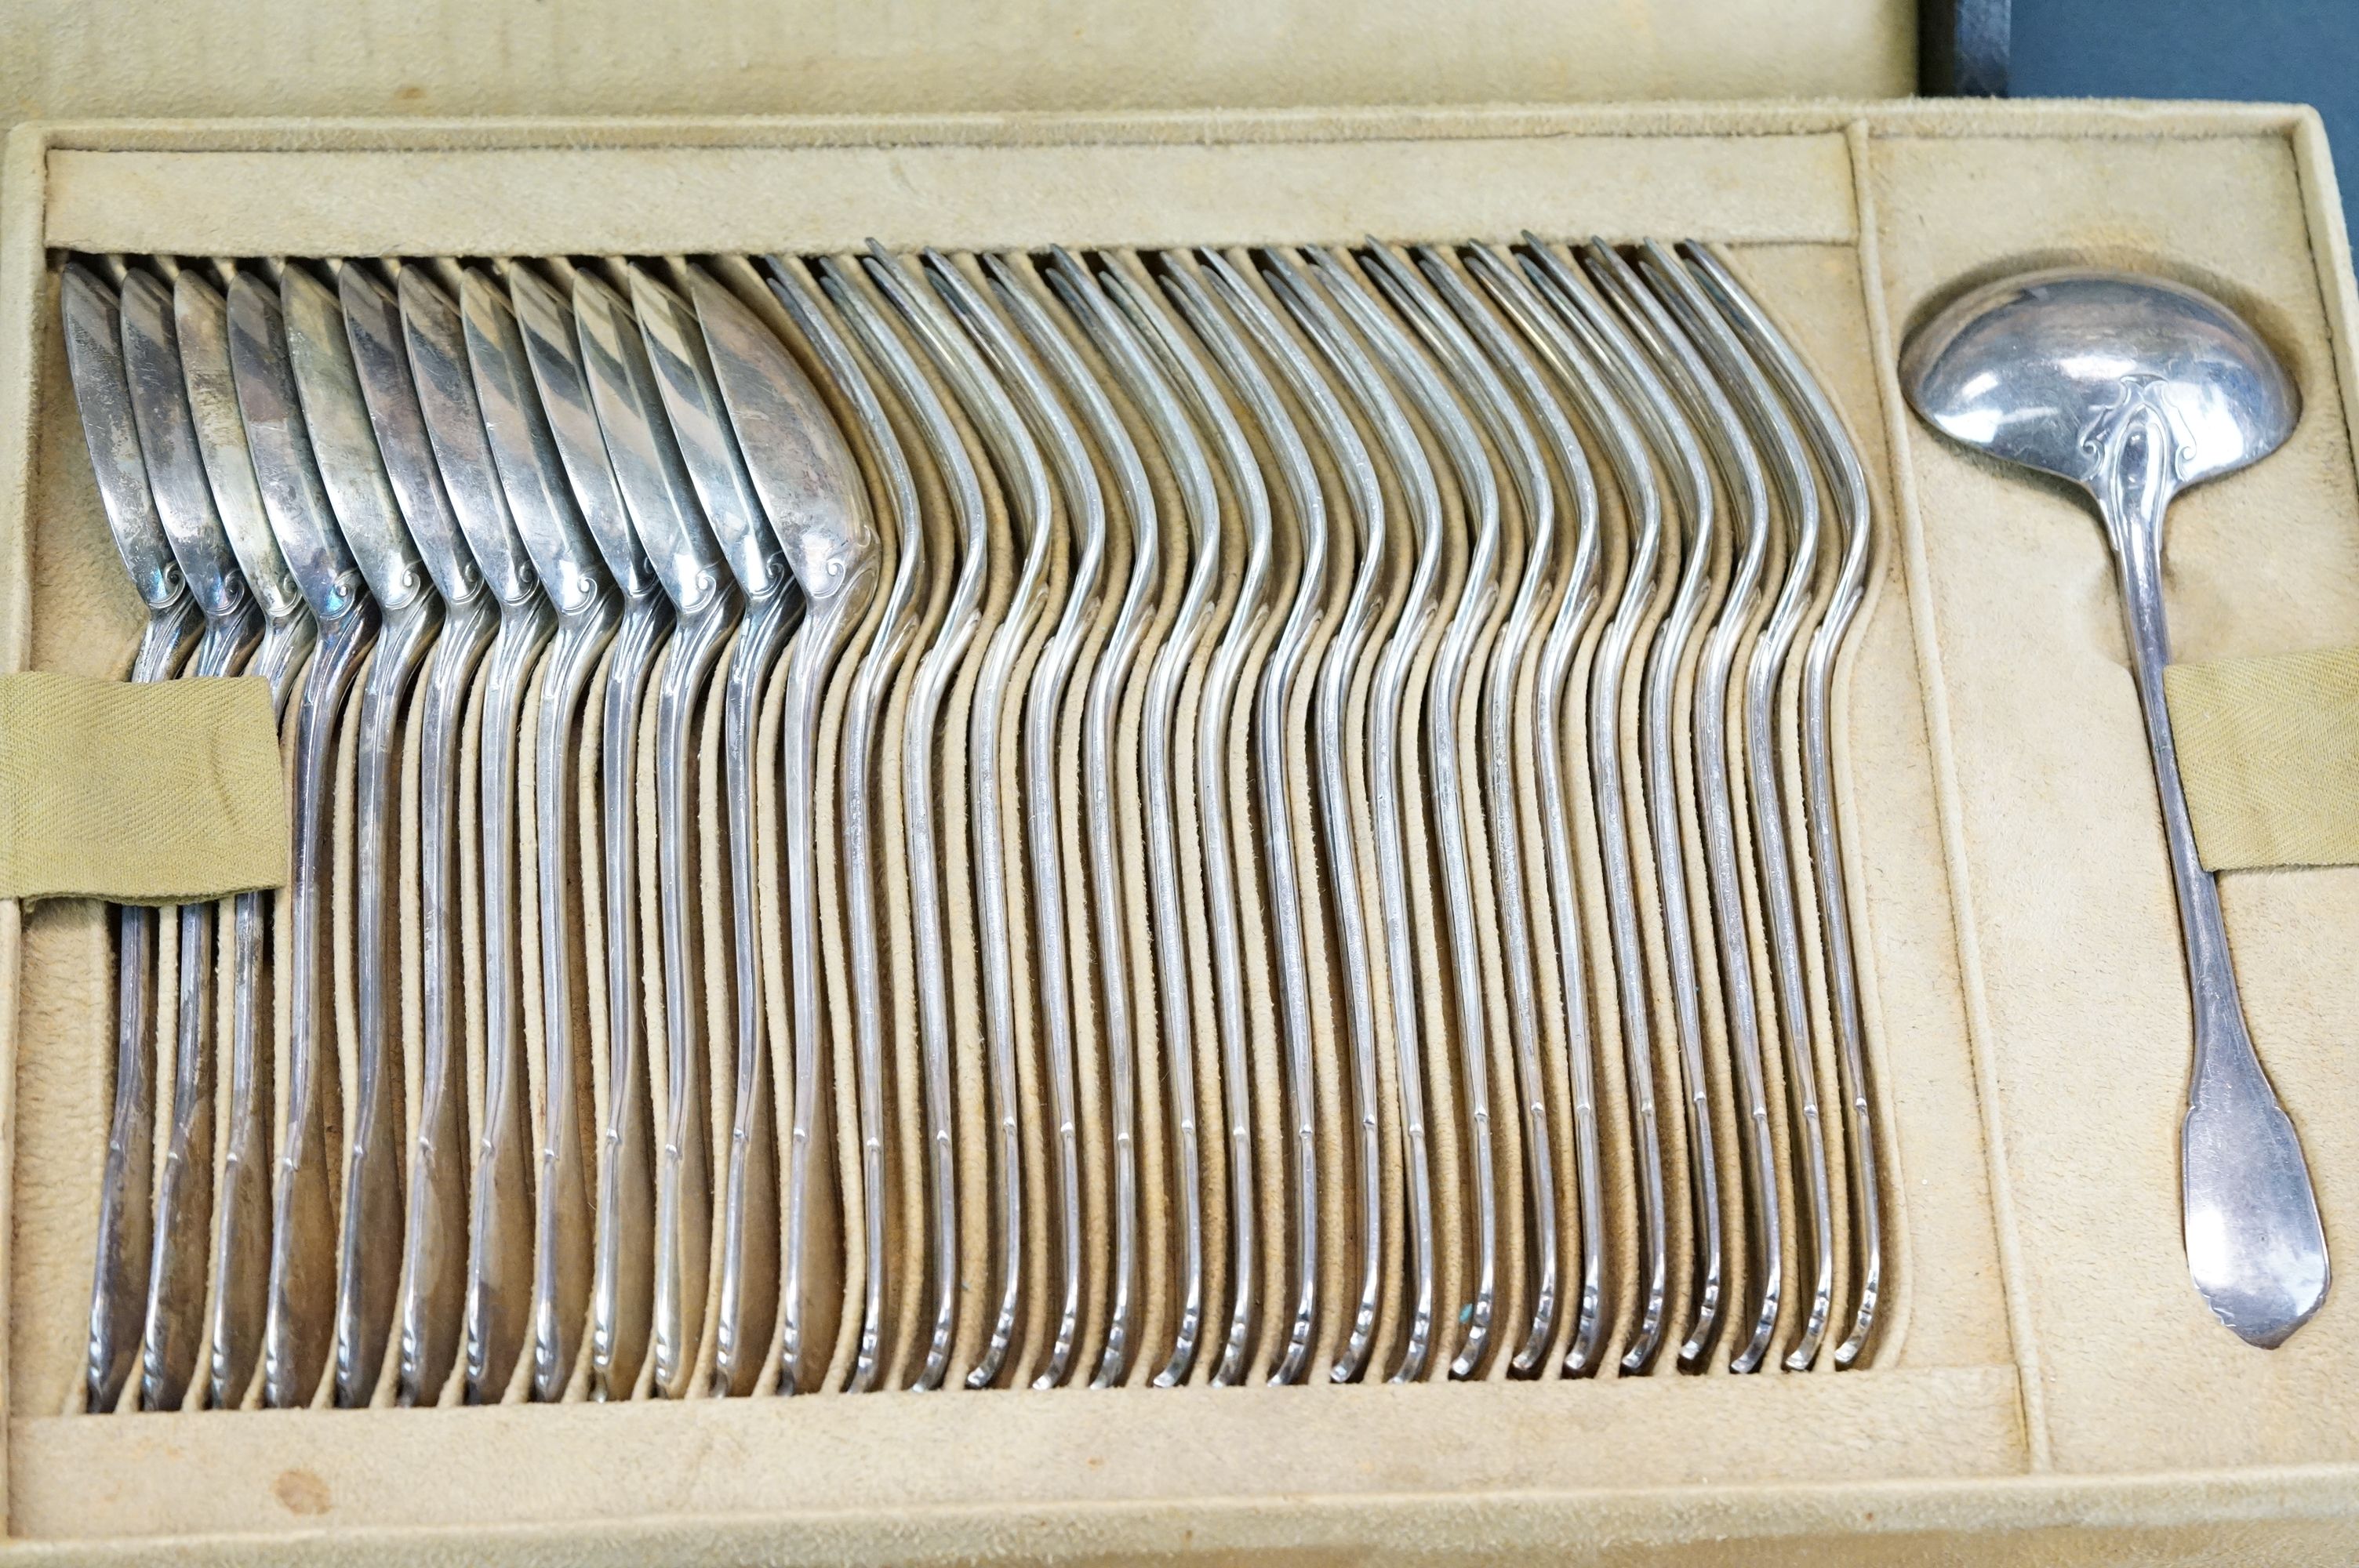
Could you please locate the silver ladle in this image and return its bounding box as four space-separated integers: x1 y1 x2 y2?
633 262 802 1397
117 263 264 1411
692 263 877 1395
1903 266 2325 1348
275 260 439 1408
339 260 496 1406
465 262 622 1399
398 263 552 1404
222 265 378 1409
765 254 926 1393
172 267 321 1409
61 260 203 1413
819 252 986 1391
574 264 740 1399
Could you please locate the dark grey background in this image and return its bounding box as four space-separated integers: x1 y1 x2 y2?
2012 0 2357 235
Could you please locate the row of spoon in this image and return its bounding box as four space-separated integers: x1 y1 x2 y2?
64 235 1881 1409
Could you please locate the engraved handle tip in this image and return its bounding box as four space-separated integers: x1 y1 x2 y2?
2183 1063 2330 1348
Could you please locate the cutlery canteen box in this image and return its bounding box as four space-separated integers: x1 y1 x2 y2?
1 0 2357 1559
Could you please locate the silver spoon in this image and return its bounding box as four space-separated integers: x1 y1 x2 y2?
821 252 985 1391
340 259 496 1406
1373 241 1562 1377
574 265 740 1399
173 267 322 1410
632 261 801 1397
466 262 623 1400
61 260 202 1414
1632 241 1787 1374
1243 248 1390 1385
1140 250 1295 1387
1460 243 1612 1374
1074 252 1221 1388
1283 245 1444 1381
1192 248 1329 1385
1329 245 1503 1379
1692 245 1884 1367
513 259 672 1401
930 250 1096 1390
1403 244 1567 1376
223 265 379 1409
489 261 639 1401
395 263 552 1404
1023 249 1165 1388
1516 242 1675 1373
765 254 926 1393
1623 241 1783 1367
692 263 877 1395
275 259 439 1408
1124 257 1272 1387
1576 241 1728 1369
1904 266 2325 1348
117 263 264 1411
865 242 1045 1389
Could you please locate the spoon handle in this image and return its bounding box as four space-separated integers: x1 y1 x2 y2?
2102 402 2329 1348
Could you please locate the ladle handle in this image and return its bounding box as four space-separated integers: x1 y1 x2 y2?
2102 397 2328 1348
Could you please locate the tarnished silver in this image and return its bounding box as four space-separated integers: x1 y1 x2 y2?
1023 249 1164 1389
1193 249 1327 1385
465 263 623 1400
1904 265 2324 1349
632 262 799 1398
62 260 202 1414
224 265 380 1410
576 264 740 1399
173 267 320 1410
278 259 442 1409
931 250 1096 1390
766 255 925 1392
1243 248 1390 1385
340 260 498 1407
1634 241 1787 1374
117 264 264 1413
866 242 1048 1390
1284 245 1442 1382
1461 243 1612 1375
692 263 877 1394
823 252 984 1391
1515 241 1674 1374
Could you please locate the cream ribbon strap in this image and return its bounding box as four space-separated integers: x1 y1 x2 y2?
0 670 288 902
2165 644 2359 872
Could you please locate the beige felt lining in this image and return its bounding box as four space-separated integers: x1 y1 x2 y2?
0 103 2354 1561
